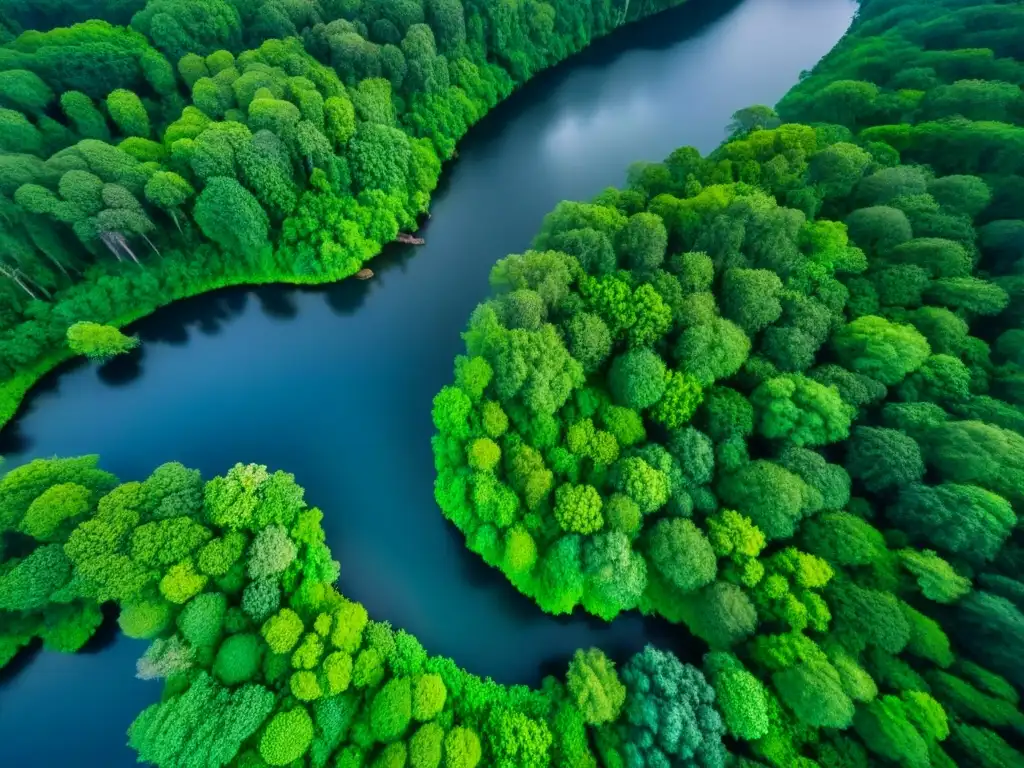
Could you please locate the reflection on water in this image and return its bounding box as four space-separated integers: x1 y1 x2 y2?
0 0 856 764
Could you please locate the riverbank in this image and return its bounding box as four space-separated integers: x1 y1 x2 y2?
0 0 707 433
0 1 860 761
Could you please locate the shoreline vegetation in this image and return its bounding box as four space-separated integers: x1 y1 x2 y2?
4 0 1024 767
432 0 1024 765
0 0 697 430
5 457 690 768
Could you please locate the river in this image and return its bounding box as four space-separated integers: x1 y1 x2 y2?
0 0 856 763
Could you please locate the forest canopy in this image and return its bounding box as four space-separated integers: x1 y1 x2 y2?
1 456 696 768
5 0 1024 766
431 0 1024 765
0 0 692 427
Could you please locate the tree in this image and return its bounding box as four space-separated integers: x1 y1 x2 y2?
672 251 715 293
613 457 669 515
566 648 626 726
898 354 971 405
832 316 931 385
177 592 226 650
675 317 751 386
144 171 193 231
620 647 727 767
484 707 552 768
159 561 207 604
845 206 913 255
751 375 853 447
372 677 413 742
0 69 54 117
412 673 446 721
119 599 172 640
856 166 929 206
949 723 1024 768
444 727 481 768
259 707 314 766
193 177 269 259
350 123 411 193
608 348 666 410
553 483 603 535
0 544 71 611
60 92 109 140
649 371 703 430
583 531 647 619
432 386 472 440
954 591 1024 690
629 283 673 346
889 483 1015 565
920 421 1024 507
717 460 809 540
247 524 297 579
704 652 769 740
927 277 1009 317
845 427 925 492
426 0 467 52
686 581 758 648
106 89 150 137
830 582 911 655
890 238 972 279
410 722 444 768
324 95 357 149
809 142 872 199
617 212 667 273
131 0 242 61
500 289 545 330
565 312 612 373
19 482 92 541
854 694 933 768
262 608 304 654
701 386 754 441
66 322 139 360
773 660 854 729
800 512 887 568
647 518 717 594
778 447 850 513
720 268 783 334
214 633 263 685
907 307 969 357
728 105 781 136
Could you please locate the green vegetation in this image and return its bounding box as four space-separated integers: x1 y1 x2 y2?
7 0 1024 767
0 456 723 767
0 0 693 428
432 0 1024 764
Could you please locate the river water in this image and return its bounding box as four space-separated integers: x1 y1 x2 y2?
0 0 856 763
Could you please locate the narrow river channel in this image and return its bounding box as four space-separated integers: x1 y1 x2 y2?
0 0 856 763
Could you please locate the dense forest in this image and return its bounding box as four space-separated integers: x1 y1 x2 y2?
2 457 669 768
0 0 692 426
432 0 1024 765
5 0 1024 766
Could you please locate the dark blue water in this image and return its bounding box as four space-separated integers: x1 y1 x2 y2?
0 0 856 763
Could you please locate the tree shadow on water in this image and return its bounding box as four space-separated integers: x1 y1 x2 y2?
134 289 251 345
254 287 299 320
320 241 420 317
78 604 123 655
0 640 42 687
0 419 32 456
97 348 144 388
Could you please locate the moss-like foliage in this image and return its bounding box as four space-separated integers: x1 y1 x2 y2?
433 1 1024 764
0 458 719 767
0 0 697 427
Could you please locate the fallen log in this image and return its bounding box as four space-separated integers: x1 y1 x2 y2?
397 232 425 245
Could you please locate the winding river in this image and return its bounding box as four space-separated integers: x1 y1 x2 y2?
0 0 856 763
